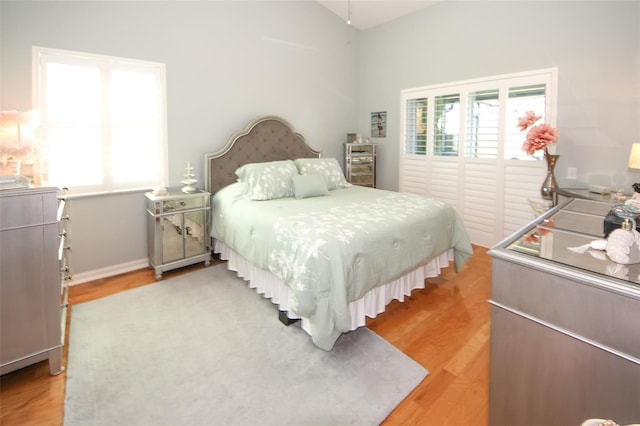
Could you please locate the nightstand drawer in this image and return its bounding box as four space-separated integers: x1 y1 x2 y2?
161 197 205 213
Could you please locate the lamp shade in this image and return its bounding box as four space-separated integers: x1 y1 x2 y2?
629 143 640 169
0 111 39 165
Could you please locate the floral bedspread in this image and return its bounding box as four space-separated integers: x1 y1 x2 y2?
212 183 472 350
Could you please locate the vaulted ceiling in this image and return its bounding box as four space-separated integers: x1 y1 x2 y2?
315 0 444 30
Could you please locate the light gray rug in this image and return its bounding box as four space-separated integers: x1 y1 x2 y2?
64 264 427 426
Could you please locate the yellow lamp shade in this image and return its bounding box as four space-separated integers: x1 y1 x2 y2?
629 143 640 169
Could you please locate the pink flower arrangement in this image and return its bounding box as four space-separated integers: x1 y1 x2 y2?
518 110 559 156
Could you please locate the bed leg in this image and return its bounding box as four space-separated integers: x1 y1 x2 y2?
278 310 300 326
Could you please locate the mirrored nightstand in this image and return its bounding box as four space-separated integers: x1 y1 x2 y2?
145 188 211 280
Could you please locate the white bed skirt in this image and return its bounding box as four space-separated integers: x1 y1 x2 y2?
214 240 454 334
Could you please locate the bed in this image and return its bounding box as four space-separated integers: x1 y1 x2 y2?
204 116 473 350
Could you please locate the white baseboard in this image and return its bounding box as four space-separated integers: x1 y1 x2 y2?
67 258 150 286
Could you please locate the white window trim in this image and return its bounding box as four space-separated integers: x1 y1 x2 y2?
32 46 169 196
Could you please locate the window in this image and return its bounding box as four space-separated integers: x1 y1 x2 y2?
504 84 547 160
467 89 499 159
434 93 460 156
402 69 555 161
399 68 558 248
33 47 168 196
405 97 427 155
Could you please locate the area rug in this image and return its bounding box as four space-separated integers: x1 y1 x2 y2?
64 264 427 426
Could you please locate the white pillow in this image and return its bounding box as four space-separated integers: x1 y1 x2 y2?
294 158 351 191
235 160 298 200
291 174 329 199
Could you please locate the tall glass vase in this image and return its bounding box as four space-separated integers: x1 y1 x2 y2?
541 151 559 200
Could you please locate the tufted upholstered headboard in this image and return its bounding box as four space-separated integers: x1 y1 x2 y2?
204 116 321 193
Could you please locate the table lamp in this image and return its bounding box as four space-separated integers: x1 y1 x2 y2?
0 110 39 176
628 142 640 193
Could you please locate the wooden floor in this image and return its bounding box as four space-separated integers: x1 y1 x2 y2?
0 245 491 426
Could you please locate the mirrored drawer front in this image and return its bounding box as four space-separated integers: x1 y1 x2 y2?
160 197 206 213
348 144 376 155
350 156 374 164
352 164 374 174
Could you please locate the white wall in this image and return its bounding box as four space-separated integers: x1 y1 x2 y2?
0 0 359 279
358 0 640 192
3 0 639 278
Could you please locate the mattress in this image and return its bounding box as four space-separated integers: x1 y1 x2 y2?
212 183 473 350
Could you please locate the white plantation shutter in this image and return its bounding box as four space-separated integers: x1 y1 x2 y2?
466 89 499 159
505 84 548 160
503 162 549 237
400 155 429 197
433 93 460 157
462 161 500 245
400 68 557 247
405 98 428 156
429 159 459 204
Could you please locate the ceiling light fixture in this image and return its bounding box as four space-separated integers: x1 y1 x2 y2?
347 0 351 25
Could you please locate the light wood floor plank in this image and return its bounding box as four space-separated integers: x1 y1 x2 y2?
0 246 490 425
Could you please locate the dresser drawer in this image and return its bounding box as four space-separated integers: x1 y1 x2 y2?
1 190 57 229
351 175 375 186
351 163 374 175
349 155 374 165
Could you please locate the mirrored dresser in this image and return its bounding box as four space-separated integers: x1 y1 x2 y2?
0 186 67 376
145 188 211 280
345 143 376 188
488 198 640 425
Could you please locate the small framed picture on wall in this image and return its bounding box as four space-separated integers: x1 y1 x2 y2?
371 111 386 138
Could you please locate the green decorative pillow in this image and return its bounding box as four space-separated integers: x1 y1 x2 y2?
292 174 329 199
294 158 351 190
235 160 298 200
